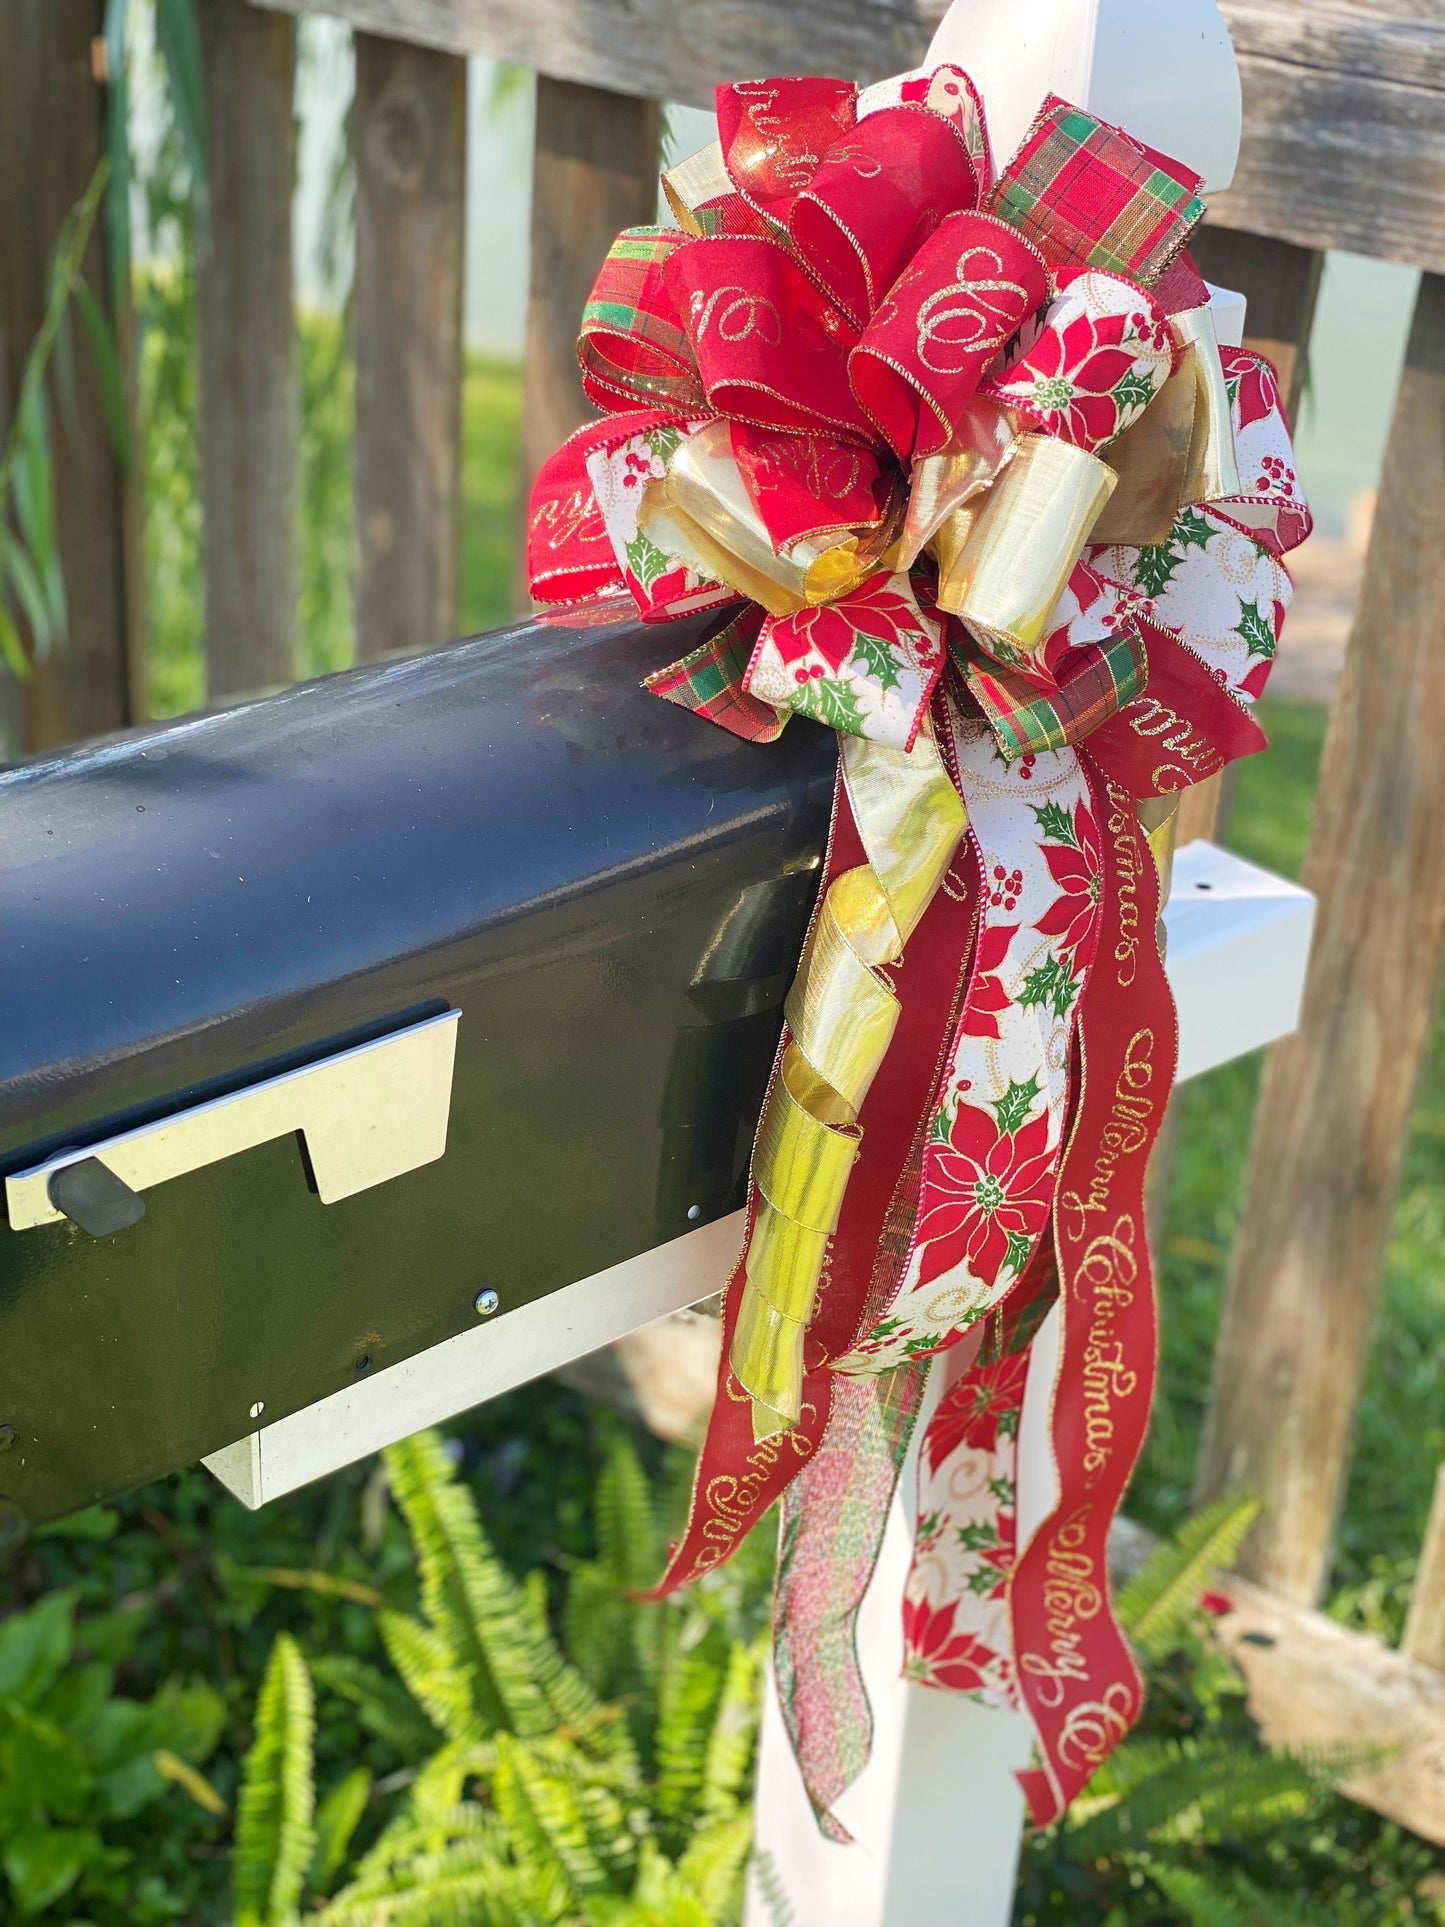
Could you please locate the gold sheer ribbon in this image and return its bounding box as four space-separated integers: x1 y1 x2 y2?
733 720 968 1439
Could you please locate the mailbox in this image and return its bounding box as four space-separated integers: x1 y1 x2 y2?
0 605 834 1537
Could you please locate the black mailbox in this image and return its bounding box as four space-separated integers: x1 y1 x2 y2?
0 607 833 1536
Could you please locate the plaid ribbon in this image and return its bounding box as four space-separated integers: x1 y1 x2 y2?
644 605 788 743
774 1365 930 1842
953 621 1149 760
579 228 706 415
990 98 1205 286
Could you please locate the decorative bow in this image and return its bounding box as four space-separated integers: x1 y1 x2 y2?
528 68 1310 1837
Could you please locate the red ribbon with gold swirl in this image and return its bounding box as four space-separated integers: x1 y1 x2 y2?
528 66 1310 1832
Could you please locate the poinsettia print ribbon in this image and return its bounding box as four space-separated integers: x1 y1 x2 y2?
526 63 1310 1832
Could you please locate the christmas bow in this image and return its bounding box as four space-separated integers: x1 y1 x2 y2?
528 68 1309 1833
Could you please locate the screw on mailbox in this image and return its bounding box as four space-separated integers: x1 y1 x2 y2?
474 1289 500 1319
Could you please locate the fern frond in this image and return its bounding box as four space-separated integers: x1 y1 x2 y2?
699 1637 763 1820
1116 1495 1260 1659
1065 1736 1333 1859
653 1624 727 1823
623 1837 712 1926
384 1431 602 1743
596 1436 661 1593
1151 1861 1340 1926
379 1610 476 1745
310 1652 441 1759
322 1830 563 1927
564 1562 636 1702
676 1813 752 1917
232 1633 317 1927
748 1847 799 1927
491 1730 615 1899
341 1800 499 1892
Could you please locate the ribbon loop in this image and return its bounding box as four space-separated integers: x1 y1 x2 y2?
850 211 1050 461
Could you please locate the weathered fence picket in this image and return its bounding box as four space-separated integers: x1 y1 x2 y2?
352 32 468 660
197 0 299 701
0 0 133 750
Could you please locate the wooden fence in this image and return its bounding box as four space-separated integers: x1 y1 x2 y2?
5 0 1444 1846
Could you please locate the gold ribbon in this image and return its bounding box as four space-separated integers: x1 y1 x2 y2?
639 419 901 617
732 717 968 1439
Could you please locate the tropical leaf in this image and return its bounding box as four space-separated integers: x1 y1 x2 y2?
0 160 111 671
1116 1494 1260 1660
232 1633 317 1927
101 0 133 312
154 0 208 226
153 1746 228 1817
74 278 131 466
310 1767 373 1894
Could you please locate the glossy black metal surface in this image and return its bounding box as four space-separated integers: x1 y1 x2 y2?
0 608 834 1529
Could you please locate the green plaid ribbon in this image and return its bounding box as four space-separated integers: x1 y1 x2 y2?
774 1366 930 1840
989 98 1206 287
579 227 706 413
645 606 789 743
955 622 1148 761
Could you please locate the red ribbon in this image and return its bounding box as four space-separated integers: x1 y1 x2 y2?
1011 770 1175 1824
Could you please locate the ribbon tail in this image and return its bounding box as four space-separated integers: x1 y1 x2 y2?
1010 761 1178 1825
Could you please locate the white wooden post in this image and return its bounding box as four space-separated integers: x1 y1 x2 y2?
747 6 1252 1922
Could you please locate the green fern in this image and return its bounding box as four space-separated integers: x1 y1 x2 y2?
310 1651 442 1759
225 1427 765 1926
676 1814 753 1918
1116 1493 1260 1660
378 1609 474 1743
1065 1736 1335 1859
565 1437 666 1705
652 1620 731 1825
595 1436 662 1593
490 1729 618 1901
383 1431 602 1743
232 1634 317 1927
699 1636 764 1819
1151 1860 1341 1926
